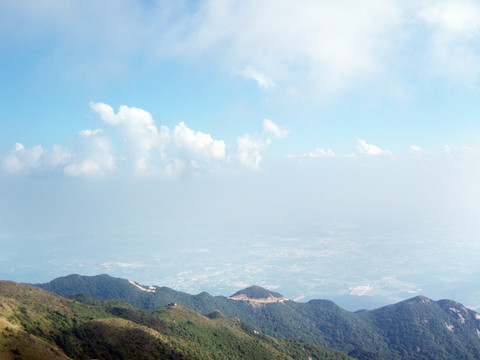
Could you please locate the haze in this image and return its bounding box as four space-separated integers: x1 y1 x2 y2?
1 1 480 310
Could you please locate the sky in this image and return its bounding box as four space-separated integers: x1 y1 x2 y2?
1 1 480 307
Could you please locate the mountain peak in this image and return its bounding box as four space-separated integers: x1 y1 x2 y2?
231 285 284 299
229 286 287 306
409 295 433 305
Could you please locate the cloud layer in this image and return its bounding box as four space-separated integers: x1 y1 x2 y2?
3 1 480 96
4 103 479 178
1 103 288 177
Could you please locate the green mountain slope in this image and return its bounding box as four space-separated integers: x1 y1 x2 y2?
35 274 480 360
358 296 480 359
1 280 353 360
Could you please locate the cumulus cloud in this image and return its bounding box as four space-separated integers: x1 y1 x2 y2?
235 119 288 171
89 103 286 174
90 102 170 174
409 145 423 153
241 66 276 90
64 129 115 178
2 143 70 174
2 102 286 177
90 103 227 175
1 134 115 179
263 119 290 139
3 143 44 174
357 139 392 156
236 134 270 172
173 122 225 160
286 148 336 158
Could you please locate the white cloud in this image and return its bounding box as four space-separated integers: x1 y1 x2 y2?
419 0 480 35
235 118 288 171
3 143 44 174
3 1 406 96
90 102 170 174
2 142 70 174
64 129 115 178
241 66 276 90
442 144 452 157
263 119 289 139
45 145 72 169
3 102 285 177
457 146 480 154
408 144 480 159
409 145 423 153
1 133 115 179
5 1 480 96
182 0 405 96
91 103 226 175
287 148 336 158
418 0 480 83
170 0 480 91
173 122 225 160
164 158 186 176
236 134 270 171
439 145 480 158
357 139 392 156
89 102 119 125
101 262 145 269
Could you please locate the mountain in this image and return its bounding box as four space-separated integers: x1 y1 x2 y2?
230 285 285 300
360 296 480 359
0 280 353 360
229 285 288 306
34 274 480 359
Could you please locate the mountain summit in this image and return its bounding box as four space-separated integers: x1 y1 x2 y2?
229 286 287 306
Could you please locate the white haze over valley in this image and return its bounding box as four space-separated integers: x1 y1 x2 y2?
2 151 480 310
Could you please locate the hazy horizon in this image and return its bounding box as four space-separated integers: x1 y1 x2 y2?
2 1 480 311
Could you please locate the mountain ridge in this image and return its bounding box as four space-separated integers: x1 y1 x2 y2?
33 273 480 360
0 280 354 360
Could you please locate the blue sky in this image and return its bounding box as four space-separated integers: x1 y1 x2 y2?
1 1 480 302
2 1 480 163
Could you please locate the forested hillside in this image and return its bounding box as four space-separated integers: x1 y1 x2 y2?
35 274 480 360
0 280 353 360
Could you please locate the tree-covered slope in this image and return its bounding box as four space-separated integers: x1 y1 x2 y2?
2 280 353 360
34 274 480 360
357 296 480 360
